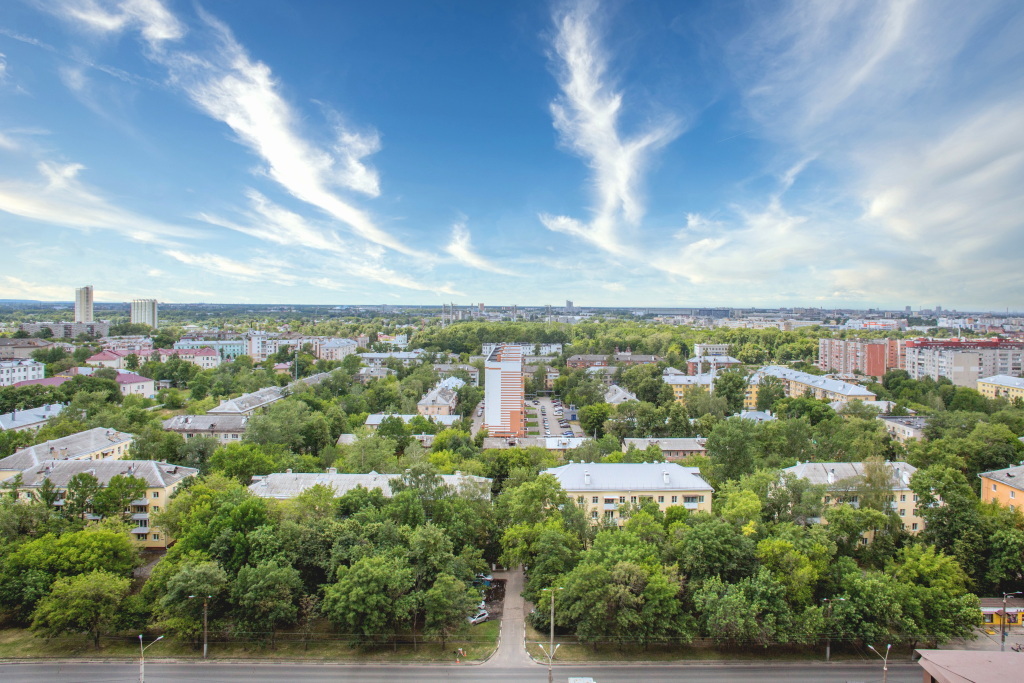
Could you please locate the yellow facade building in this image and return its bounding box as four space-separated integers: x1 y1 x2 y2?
0 427 134 480
12 459 197 549
977 375 1024 402
543 462 714 526
979 465 1024 512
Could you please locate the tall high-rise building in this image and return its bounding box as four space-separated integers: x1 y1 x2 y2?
483 344 525 438
130 299 159 328
74 286 94 323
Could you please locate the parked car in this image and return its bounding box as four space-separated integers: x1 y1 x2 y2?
467 610 489 625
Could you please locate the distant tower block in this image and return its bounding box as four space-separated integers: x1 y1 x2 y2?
74 286 94 323
130 299 159 328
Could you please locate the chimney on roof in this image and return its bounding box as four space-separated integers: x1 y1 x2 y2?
327 468 337 475
827 468 835 485
285 468 292 474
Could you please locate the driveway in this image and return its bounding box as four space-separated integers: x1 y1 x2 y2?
485 567 535 668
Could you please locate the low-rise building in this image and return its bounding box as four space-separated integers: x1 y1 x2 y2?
162 414 249 443
115 372 156 398
318 338 359 361
12 459 196 548
100 336 154 352
417 383 460 416
358 350 424 367
585 366 618 386
174 338 246 360
433 363 480 386
879 416 929 443
206 386 284 416
0 359 45 386
249 468 492 500
749 366 876 407
0 338 56 359
482 436 588 455
364 413 460 429
977 375 1024 402
664 373 715 403
603 384 637 405
355 366 396 383
980 597 1024 629
686 355 742 374
19 321 111 338
783 460 923 534
0 403 66 432
978 465 1024 512
0 428 134 479
621 437 707 460
543 462 714 525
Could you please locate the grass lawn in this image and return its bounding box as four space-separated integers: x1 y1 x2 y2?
0 621 500 663
523 624 898 663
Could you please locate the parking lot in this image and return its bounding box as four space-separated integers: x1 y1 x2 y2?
528 395 581 438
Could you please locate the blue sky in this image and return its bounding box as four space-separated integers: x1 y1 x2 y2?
1 0 1022 310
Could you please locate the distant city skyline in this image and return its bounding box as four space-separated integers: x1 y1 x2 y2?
1 0 1022 309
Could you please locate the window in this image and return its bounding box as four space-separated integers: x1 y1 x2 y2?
604 498 615 505
591 511 598 519
152 534 159 541
658 496 664 503
152 506 159 512
671 496 678 503
577 496 584 505
1012 491 1017 499
151 491 159 498
619 496 625 504
824 496 831 504
684 496 699 504
604 510 614 520
913 494 919 502
630 496 637 503
860 537 868 545
993 483 998 492
900 494 906 502
984 614 994 624
912 523 919 531
899 509 906 516
592 496 598 504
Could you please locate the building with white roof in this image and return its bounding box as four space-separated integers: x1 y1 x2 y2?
0 427 134 479
543 462 714 525
621 438 707 460
747 366 876 408
163 414 249 443
977 375 1024 402
0 359 45 387
603 384 638 405
206 386 284 416
364 413 461 429
417 382 460 416
0 403 66 432
249 468 492 500
482 436 588 454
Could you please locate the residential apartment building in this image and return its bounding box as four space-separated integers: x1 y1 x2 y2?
250 469 491 501
12 459 197 548
978 465 1024 512
358 350 425 367
206 386 284 416
417 382 460 416
75 285 94 323
482 436 588 455
524 365 560 391
0 403 66 432
100 336 154 352
604 384 637 405
364 413 460 429
174 338 246 359
130 299 158 328
481 342 563 357
544 462 714 525
0 359 45 387
621 437 707 460
693 343 731 357
687 355 741 375
0 428 134 479
566 349 662 369
433 363 480 386
355 367 396 383
783 461 924 533
878 416 929 443
746 366 876 408
977 375 1024 402
904 338 1024 387
664 372 715 404
318 338 358 361
817 338 904 376
19 321 111 338
484 343 525 438
0 338 57 359
162 414 249 443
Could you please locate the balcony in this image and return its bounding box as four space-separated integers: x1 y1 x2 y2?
131 512 150 521
603 503 619 511
683 502 699 510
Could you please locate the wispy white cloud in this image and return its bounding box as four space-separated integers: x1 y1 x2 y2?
53 0 185 47
541 0 681 255
0 160 200 244
163 250 300 286
444 221 517 276
0 276 75 301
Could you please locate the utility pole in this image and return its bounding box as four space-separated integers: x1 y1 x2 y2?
138 634 164 682
822 597 845 661
188 594 211 658
1001 591 1021 651
539 587 563 683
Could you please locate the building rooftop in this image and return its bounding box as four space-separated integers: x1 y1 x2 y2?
207 386 284 415
364 413 460 427
604 384 637 404
663 373 715 386
0 403 66 431
915 649 1023 683
879 416 930 429
622 437 707 452
543 462 714 492
978 464 1024 491
758 365 876 397
162 414 249 432
17 459 197 489
738 410 777 422
13 376 72 388
978 375 1024 389
783 461 916 488
249 470 491 500
687 355 742 364
0 427 134 472
482 436 589 450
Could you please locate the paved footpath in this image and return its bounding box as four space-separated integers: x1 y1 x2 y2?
485 566 536 668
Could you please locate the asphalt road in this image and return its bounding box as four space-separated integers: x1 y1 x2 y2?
0 661 922 682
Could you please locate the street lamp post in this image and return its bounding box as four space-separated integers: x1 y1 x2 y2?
540 587 563 683
138 634 164 683
822 597 845 662
188 594 212 658
1001 591 1021 652
867 643 891 683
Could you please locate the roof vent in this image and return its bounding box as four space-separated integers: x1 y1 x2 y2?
584 470 591 485
285 468 292 474
827 468 836 485
327 467 337 475
663 471 670 485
